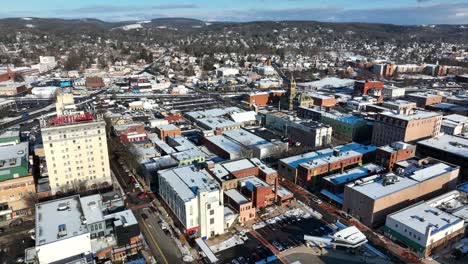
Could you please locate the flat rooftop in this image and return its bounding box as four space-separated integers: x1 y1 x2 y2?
0 141 28 170
239 176 270 190
388 203 463 237
379 142 414 153
79 195 104 224
185 107 243 119
251 158 276 175
225 189 250 205
222 159 255 173
204 135 243 155
36 195 88 246
417 135 468 157
324 164 384 185
379 110 441 121
347 162 456 200
159 166 220 202
167 135 197 151
156 124 179 131
280 143 376 169
198 117 240 130
223 129 269 147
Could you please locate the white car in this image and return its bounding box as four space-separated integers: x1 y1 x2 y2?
312 197 322 204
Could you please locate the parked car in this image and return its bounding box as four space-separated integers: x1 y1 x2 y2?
138 192 149 199
149 206 158 214
311 197 322 204
141 213 148 220
272 241 284 251
338 211 352 220
251 252 261 261
9 218 23 227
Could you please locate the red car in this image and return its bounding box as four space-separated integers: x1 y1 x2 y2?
149 206 158 214
138 192 149 199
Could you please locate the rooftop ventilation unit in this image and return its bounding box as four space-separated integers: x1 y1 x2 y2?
57 202 70 211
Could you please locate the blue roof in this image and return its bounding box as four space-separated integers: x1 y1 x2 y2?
282 143 376 169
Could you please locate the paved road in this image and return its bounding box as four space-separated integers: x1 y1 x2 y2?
134 207 182 264
250 229 289 264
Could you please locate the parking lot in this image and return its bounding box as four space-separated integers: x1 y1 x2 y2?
214 232 276 264
256 215 331 252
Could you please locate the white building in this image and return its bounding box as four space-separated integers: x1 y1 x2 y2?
41 114 112 194
385 199 465 257
382 86 406 99
31 86 60 99
216 67 239 77
255 65 276 76
158 166 224 239
31 56 57 73
441 114 468 135
29 193 139 264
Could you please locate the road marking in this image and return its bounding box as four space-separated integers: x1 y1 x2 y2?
142 219 169 264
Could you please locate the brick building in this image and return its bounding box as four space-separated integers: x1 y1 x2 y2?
224 189 256 223
343 161 459 227
155 124 181 140
371 110 442 146
375 142 416 171
407 93 443 108
354 80 384 96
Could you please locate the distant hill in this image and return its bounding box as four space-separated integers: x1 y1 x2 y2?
0 17 466 43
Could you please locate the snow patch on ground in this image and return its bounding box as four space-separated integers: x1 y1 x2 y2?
209 235 244 253
253 208 312 230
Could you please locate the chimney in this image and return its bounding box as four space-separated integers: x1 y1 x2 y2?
274 176 280 204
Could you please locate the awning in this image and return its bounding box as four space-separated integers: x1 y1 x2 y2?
195 238 219 263
320 189 343 204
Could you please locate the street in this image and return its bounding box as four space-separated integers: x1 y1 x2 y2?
135 207 183 264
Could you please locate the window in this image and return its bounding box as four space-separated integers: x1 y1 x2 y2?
210 209 214 215
210 218 214 225
207 204 211 210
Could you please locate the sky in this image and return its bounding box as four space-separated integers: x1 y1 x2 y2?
1 0 468 25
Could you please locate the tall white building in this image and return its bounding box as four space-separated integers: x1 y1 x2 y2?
41 114 111 194
31 56 57 73
158 165 224 239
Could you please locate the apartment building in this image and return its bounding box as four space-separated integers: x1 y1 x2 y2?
371 110 442 146
158 166 224 239
41 114 112 194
